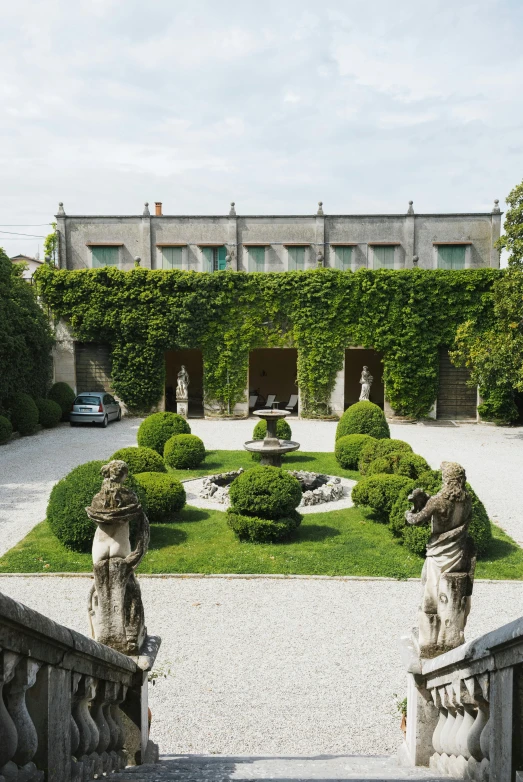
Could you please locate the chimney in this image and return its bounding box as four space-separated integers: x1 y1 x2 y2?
155 202 163 216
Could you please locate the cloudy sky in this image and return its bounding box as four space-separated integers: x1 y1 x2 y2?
1 0 522 257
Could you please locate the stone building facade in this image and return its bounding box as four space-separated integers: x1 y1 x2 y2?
52 199 502 420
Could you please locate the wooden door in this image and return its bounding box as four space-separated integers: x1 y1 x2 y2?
437 349 477 419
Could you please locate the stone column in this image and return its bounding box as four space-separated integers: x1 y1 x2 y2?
315 203 325 268
56 203 67 269
228 202 238 270
330 358 345 418
490 200 502 269
140 204 152 270
52 319 77 392
404 202 415 269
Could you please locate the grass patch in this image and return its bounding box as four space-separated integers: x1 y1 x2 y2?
0 450 521 579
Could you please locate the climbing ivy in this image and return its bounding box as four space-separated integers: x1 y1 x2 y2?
35 265 500 417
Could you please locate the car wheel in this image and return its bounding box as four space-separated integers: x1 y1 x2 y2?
117 408 122 421
102 415 108 428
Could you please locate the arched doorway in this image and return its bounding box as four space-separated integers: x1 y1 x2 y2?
165 349 204 417
344 348 385 409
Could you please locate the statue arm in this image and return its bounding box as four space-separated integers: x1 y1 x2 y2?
125 511 150 568
405 495 437 527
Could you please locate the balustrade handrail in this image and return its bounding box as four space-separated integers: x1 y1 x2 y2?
0 589 159 782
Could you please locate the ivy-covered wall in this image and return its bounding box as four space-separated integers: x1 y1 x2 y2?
35 265 499 417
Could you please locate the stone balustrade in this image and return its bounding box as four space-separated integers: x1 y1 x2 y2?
401 616 523 780
0 589 160 782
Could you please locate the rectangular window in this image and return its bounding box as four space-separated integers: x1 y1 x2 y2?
373 246 395 269
288 246 305 270
437 245 466 270
335 246 353 270
248 246 265 272
201 246 227 272
162 247 183 270
91 246 119 268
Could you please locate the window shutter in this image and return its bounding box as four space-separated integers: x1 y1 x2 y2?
288 247 305 270
249 247 265 272
437 245 466 269
162 247 183 269
202 247 213 272
91 246 119 268
218 246 227 270
335 246 352 270
373 246 395 269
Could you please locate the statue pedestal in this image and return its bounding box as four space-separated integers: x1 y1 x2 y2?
176 397 188 418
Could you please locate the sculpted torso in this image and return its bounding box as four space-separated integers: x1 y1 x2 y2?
416 495 471 536
92 522 132 563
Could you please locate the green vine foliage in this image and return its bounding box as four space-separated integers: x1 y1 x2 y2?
0 248 53 403
35 265 499 417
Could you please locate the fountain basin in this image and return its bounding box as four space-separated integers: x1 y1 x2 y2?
243 438 300 467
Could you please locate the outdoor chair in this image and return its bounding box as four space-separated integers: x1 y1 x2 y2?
285 394 299 412
265 394 276 408
249 394 259 409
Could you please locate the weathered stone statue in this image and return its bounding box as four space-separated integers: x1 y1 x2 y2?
87 460 150 655
176 365 189 400
405 461 476 658
359 366 373 401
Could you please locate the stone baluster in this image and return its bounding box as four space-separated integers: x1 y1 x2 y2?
431 687 446 756
109 682 128 770
70 673 83 782
0 650 21 780
464 673 489 782
91 680 112 774
4 657 43 782
438 685 456 773
71 675 100 781
477 671 491 782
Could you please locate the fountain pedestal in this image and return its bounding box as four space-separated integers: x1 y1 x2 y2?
244 409 300 467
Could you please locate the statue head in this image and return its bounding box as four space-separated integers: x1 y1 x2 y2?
440 461 467 502
100 459 128 485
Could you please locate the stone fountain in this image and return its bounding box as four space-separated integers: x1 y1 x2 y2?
243 409 300 467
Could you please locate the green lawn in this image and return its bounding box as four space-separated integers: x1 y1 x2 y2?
0 450 522 579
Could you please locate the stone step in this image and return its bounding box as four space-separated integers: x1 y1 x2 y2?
110 755 448 781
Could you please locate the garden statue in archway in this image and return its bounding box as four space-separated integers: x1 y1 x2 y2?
176 365 189 417
87 460 150 655
358 365 373 401
405 461 476 658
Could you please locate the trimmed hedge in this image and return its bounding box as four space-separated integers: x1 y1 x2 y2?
351 474 416 523
47 460 148 552
226 509 302 543
164 433 205 469
36 398 62 429
229 466 303 519
137 412 191 455
48 382 76 421
133 472 186 522
358 438 413 475
335 434 376 470
110 446 166 475
8 393 39 436
366 451 430 480
0 415 12 444
390 476 492 557
335 401 390 441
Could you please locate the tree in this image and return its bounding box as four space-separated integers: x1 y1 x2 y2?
43 222 58 265
497 180 523 268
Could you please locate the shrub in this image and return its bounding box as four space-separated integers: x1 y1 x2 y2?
48 382 76 421
0 415 12 444
358 438 413 475
47 460 148 552
137 412 191 455
226 509 302 543
8 393 39 435
335 434 376 470
366 451 430 479
351 474 416 523
253 418 292 441
164 433 205 469
389 476 492 557
133 472 186 522
111 446 166 474
335 401 390 441
35 398 62 429
229 466 303 520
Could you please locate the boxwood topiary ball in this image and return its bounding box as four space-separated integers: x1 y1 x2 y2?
8 393 39 436
48 382 76 420
137 412 191 455
133 472 186 522
228 466 302 520
46 460 148 552
335 401 390 441
334 434 376 470
351 473 416 523
0 415 13 444
226 509 302 542
358 438 413 475
111 446 166 474
35 398 62 429
252 418 292 441
164 433 205 469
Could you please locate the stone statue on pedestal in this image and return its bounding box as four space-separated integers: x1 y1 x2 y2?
359 366 373 401
87 460 149 655
405 461 476 658
176 365 189 418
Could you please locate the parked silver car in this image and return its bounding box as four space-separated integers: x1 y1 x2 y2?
70 392 121 427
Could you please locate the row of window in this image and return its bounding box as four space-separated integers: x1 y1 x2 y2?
91 244 467 271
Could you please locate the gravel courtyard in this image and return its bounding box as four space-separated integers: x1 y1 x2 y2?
1 416 522 555
2 575 522 756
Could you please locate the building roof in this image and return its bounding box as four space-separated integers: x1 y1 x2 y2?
10 254 43 264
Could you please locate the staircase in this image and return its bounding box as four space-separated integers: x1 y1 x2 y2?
110 755 448 780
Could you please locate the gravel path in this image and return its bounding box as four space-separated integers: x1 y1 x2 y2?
2 575 522 756
1 417 522 555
